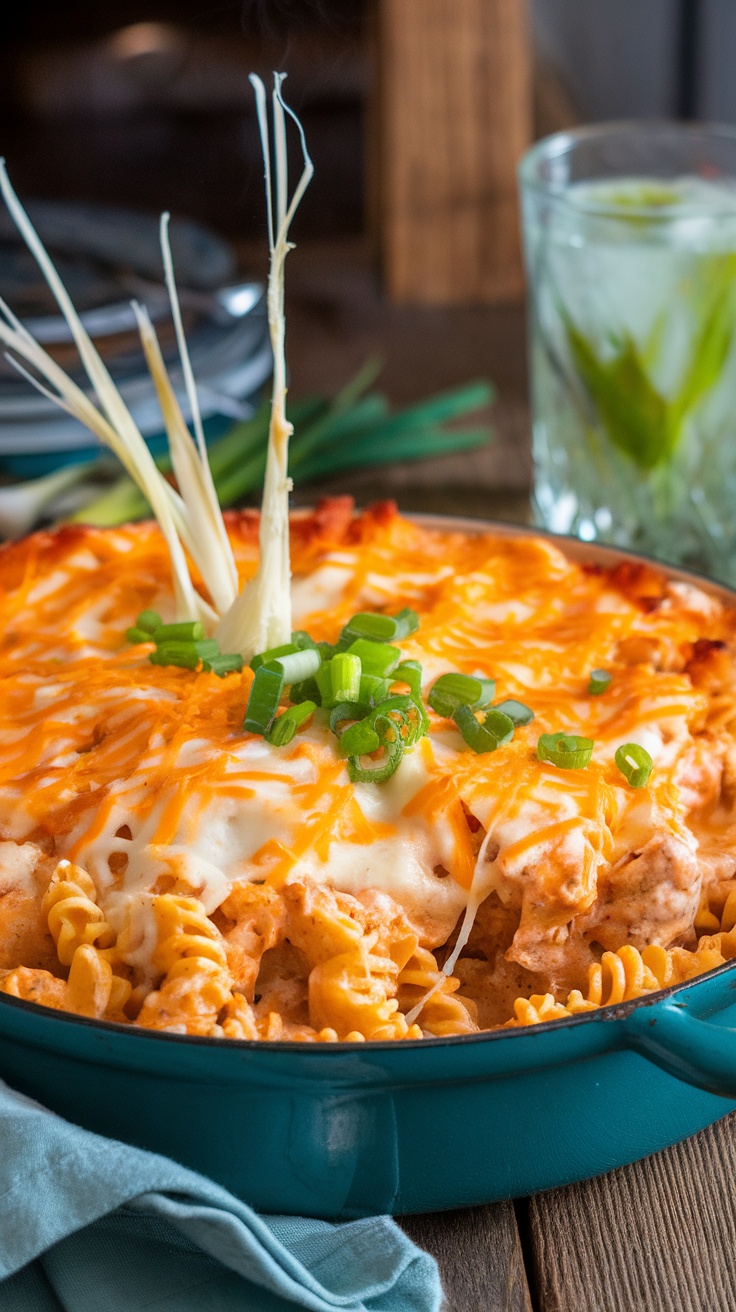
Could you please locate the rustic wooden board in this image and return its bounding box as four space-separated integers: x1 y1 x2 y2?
528 1112 736 1312
401 1202 532 1311
373 0 532 304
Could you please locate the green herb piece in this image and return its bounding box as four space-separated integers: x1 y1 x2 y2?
137 610 161 634
347 712 404 784
588 669 613 696
251 642 300 672
537 732 595 770
482 708 515 746
393 608 420 638
560 254 736 472
290 676 322 706
359 673 391 706
346 638 401 678
149 645 200 670
428 672 496 718
330 653 362 704
243 664 284 735
615 742 653 788
290 631 319 651
269 649 321 684
340 607 418 644
392 659 430 736
126 627 155 645
154 620 206 642
329 702 372 734
338 718 382 757
149 638 220 670
341 612 400 643
202 653 243 677
453 704 514 754
266 701 316 746
315 661 335 707
494 699 534 726
317 641 337 662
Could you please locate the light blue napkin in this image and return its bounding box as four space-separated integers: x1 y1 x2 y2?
0 1080 442 1312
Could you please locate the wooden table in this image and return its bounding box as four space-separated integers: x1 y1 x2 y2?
398 1111 736 1310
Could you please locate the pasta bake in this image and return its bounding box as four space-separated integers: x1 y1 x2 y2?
1 500 736 1040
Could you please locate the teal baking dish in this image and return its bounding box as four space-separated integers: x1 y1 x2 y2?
1 520 736 1218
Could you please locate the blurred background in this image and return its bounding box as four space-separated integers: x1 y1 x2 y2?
0 0 728 524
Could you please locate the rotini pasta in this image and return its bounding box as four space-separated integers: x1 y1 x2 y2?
0 505 735 1038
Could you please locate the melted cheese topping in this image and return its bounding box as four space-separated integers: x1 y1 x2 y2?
1 503 736 1034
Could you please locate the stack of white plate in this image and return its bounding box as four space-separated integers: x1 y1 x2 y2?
0 200 272 476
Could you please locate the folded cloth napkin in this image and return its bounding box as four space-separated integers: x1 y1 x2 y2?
0 1081 442 1312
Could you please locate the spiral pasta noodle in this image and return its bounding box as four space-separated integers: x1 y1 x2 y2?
397 946 478 1037
135 895 233 1035
39 862 131 1021
507 938 733 1027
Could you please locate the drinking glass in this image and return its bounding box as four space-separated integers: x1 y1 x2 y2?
520 122 736 583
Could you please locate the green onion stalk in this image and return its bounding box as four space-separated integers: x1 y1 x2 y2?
67 365 494 529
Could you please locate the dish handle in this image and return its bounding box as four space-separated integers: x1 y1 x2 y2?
623 997 736 1099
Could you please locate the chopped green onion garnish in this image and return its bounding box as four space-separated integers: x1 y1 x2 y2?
346 638 401 678
194 639 221 661
537 732 594 770
202 653 243 678
494 699 534 726
393 608 420 638
251 642 300 672
126 626 155 645
331 653 362 704
269 648 321 684
589 669 613 696
453 704 514 753
137 610 161 634
154 621 206 642
341 611 400 643
339 717 381 757
290 631 319 651
347 712 404 784
149 645 200 670
149 638 219 669
393 659 430 736
393 659 422 692
329 702 372 734
266 701 316 746
290 676 322 706
359 673 391 706
615 742 653 788
315 661 335 707
243 664 284 735
317 641 337 662
483 708 515 746
429 672 496 718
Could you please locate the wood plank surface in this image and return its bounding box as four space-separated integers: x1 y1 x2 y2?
373 0 532 304
400 1203 532 1312
528 1111 736 1312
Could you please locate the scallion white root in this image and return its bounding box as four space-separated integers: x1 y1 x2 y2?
0 73 312 648
215 73 313 658
0 161 217 626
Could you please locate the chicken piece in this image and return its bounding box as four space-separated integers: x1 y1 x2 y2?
674 733 729 814
580 830 701 952
0 842 57 973
214 882 286 1000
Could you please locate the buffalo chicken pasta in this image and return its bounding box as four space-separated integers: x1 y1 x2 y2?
1 501 736 1040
